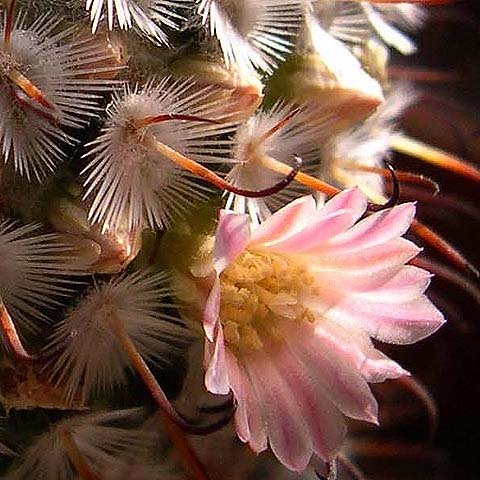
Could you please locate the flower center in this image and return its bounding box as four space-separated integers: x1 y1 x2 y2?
219 249 318 353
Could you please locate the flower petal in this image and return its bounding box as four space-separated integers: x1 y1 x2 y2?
316 187 367 220
314 322 409 383
328 295 445 344
224 353 250 442
204 326 230 395
203 276 221 341
323 203 416 253
249 195 316 246
285 325 379 424
214 211 250 273
310 238 421 292
246 352 313 471
275 343 347 462
264 209 360 253
260 189 368 253
225 352 267 453
354 265 432 303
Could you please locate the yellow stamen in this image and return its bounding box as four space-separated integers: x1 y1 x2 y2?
220 249 318 353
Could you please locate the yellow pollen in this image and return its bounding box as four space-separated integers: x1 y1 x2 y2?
219 249 318 353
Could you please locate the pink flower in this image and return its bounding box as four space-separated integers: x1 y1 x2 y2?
201 188 444 471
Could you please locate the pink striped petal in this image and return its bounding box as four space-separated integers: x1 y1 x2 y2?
328 296 445 344
354 265 432 303
311 238 421 292
311 237 421 269
323 203 416 253
360 350 410 383
203 276 221 341
314 322 409 383
204 327 230 395
226 352 267 453
249 195 316 246
225 356 250 444
246 352 313 471
242 376 268 453
285 326 379 424
214 211 250 273
316 187 367 220
264 209 360 253
276 344 347 461
260 189 368 253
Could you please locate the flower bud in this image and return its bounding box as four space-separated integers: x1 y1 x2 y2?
268 51 384 133
46 189 142 274
170 55 264 122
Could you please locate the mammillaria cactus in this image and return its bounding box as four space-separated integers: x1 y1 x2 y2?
0 0 478 479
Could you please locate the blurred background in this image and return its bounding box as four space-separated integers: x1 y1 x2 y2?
346 1 480 478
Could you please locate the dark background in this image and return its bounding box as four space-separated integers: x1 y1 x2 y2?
350 2 480 478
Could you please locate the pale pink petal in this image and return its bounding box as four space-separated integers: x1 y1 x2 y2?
204 326 230 395
264 209 361 253
260 189 368 253
315 187 367 220
310 238 421 292
354 265 432 303
249 195 316 246
242 376 268 453
224 352 250 442
203 276 221 341
311 237 421 269
213 211 250 273
225 352 267 452
205 324 230 395
285 325 379 424
276 343 347 461
323 203 416 253
246 352 313 471
360 350 410 383
314 322 409 383
328 295 445 344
